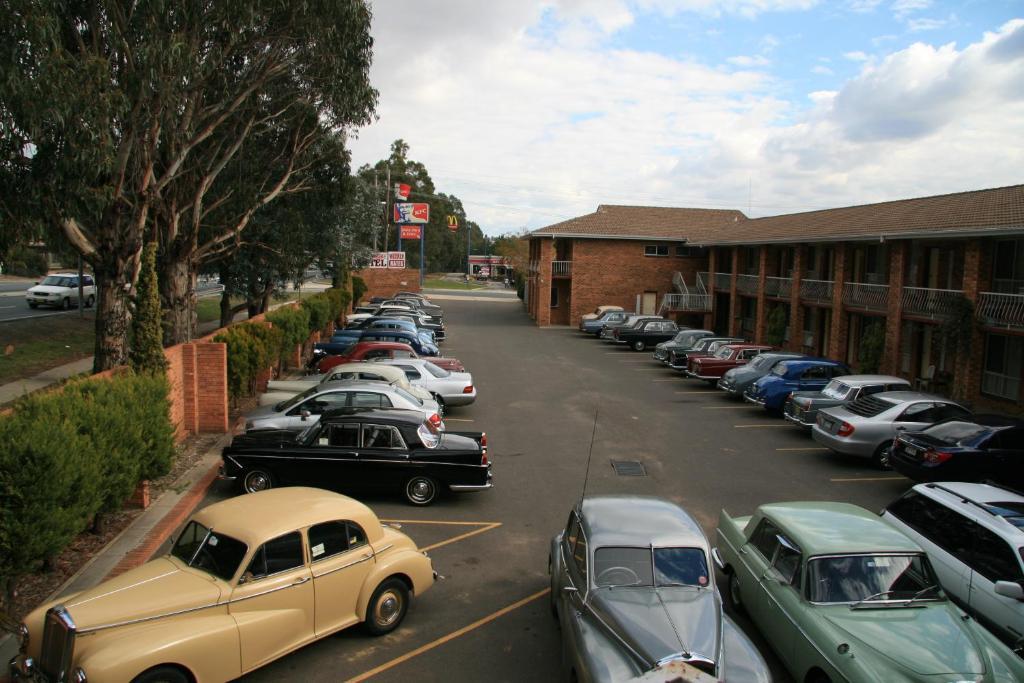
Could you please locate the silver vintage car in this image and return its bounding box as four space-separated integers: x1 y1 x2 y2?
811 391 970 468
549 496 771 683
783 375 910 429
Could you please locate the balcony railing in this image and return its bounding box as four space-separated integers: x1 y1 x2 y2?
661 293 711 312
902 287 963 319
737 274 759 296
765 276 792 299
696 272 709 293
977 292 1024 330
800 279 834 303
551 260 572 277
843 282 889 312
713 272 732 291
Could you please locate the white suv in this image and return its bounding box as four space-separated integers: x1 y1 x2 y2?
25 273 96 309
882 482 1024 647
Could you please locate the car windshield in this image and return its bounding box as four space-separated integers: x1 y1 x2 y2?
424 361 450 378
923 420 989 445
393 386 422 406
170 521 248 582
276 385 319 412
594 547 709 588
40 275 75 287
771 362 791 377
821 380 853 400
806 554 940 604
713 346 733 359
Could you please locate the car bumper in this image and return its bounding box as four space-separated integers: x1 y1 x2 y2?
717 379 741 395
783 409 815 428
743 393 766 407
9 654 77 682
811 425 873 457
449 468 493 492
217 464 237 482
442 392 476 406
685 370 718 380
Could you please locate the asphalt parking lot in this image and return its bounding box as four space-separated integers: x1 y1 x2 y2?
190 295 912 682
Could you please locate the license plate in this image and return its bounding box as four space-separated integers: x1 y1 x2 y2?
821 418 834 431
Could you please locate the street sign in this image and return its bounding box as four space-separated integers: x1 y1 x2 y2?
399 225 421 240
447 215 459 232
393 202 429 224
369 251 407 269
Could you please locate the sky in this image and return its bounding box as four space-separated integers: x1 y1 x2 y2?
348 1 1024 236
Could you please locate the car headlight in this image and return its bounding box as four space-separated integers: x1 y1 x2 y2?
18 622 29 653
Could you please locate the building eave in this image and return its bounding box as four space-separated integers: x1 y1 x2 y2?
527 232 692 242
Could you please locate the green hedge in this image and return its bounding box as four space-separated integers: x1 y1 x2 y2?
0 371 175 603
214 322 283 399
266 306 311 361
300 295 332 332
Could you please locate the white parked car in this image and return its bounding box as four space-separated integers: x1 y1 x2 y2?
375 358 476 407
882 482 1024 649
25 273 96 309
258 363 433 407
245 381 443 432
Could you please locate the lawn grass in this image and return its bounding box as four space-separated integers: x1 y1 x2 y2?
196 290 317 325
422 278 485 291
0 313 96 384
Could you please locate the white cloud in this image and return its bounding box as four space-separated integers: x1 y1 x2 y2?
907 15 951 32
844 50 869 61
728 54 771 66
351 5 1024 231
891 0 930 19
812 65 835 75
847 0 883 12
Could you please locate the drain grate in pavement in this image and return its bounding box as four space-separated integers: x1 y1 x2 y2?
610 460 647 476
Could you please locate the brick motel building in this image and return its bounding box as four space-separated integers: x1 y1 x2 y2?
524 184 1024 413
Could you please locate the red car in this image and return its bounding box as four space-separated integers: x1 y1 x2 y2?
685 344 774 383
317 341 466 374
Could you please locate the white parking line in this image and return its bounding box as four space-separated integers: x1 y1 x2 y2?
830 476 906 482
0 305 16 310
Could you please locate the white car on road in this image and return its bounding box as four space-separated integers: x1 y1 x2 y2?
375 358 477 407
25 273 96 309
257 363 433 407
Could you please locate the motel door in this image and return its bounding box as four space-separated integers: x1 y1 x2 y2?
642 291 657 315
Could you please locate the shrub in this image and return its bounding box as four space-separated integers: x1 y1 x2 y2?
0 371 175 607
301 294 332 332
858 320 886 373
130 243 168 374
351 276 367 308
765 305 787 347
215 322 283 398
325 287 351 322
266 306 311 361
1 245 48 277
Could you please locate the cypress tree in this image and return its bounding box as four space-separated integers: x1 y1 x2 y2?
130 243 168 373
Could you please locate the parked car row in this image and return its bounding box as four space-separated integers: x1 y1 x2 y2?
566 306 1024 682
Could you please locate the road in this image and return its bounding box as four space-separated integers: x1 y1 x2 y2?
176 295 912 682
0 281 223 323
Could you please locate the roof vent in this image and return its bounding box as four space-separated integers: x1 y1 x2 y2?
611 460 647 476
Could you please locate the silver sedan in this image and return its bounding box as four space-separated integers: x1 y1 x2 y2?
373 358 477 407
811 391 970 468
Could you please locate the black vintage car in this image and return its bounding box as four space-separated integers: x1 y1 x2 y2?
612 318 680 351
221 408 492 506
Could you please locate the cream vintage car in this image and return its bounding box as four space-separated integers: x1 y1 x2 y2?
10 487 435 683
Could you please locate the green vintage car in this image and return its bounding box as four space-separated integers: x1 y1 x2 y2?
713 501 1024 683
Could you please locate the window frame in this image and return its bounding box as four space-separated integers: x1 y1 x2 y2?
244 531 306 581
307 520 369 564
644 244 669 258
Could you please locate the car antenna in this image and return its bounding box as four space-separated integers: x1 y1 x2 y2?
579 405 599 504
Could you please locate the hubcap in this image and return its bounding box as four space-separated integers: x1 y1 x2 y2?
375 591 402 626
409 478 434 502
245 472 270 492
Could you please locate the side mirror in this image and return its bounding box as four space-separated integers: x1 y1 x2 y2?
300 409 311 421
238 571 255 586
995 580 1024 601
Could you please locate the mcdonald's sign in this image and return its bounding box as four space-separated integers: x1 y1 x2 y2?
447 215 459 232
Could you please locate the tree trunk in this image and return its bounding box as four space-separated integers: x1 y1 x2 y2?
219 285 233 328
161 257 198 345
261 284 274 314
92 266 134 372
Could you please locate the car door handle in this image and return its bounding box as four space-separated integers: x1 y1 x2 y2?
293 576 310 585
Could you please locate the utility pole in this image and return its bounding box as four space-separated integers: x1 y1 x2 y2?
384 166 392 250
373 171 379 251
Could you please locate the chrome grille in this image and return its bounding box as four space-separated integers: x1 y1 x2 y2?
39 605 76 681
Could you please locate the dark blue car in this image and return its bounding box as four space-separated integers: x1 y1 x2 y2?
743 358 850 411
339 329 439 356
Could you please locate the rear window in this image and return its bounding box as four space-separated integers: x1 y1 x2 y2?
393 386 422 406
713 347 733 359
922 421 989 445
424 362 450 378
845 394 898 418
822 380 853 400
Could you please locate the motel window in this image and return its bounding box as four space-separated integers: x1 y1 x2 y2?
550 285 558 308
993 239 1024 294
644 245 669 257
982 333 1023 402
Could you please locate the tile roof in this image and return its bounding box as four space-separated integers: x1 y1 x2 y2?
528 205 747 241
528 185 1024 245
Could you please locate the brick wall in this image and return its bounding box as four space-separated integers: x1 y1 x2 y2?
352 268 421 304
568 239 705 326
162 340 229 439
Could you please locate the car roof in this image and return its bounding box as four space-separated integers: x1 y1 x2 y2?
317 380 404 393
759 501 920 556
320 407 425 424
871 390 953 403
580 496 709 549
778 358 844 368
831 375 910 386
349 341 415 353
192 487 384 548
323 364 406 379
914 482 1024 535
722 343 772 351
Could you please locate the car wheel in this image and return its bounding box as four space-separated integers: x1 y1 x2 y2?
873 442 893 470
131 665 190 683
405 475 439 506
85 294 95 308
364 578 409 635
726 571 746 615
242 469 273 494
61 297 70 310
632 340 646 352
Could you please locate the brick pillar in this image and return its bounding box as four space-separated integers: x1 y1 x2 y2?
196 342 229 433
754 246 768 344
958 240 987 404
704 248 717 330
182 343 198 436
789 247 805 352
537 238 554 326
728 248 740 337
881 242 907 375
827 245 850 360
